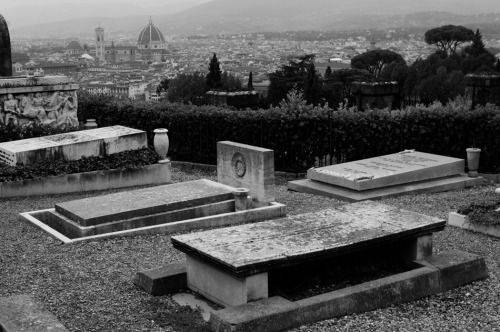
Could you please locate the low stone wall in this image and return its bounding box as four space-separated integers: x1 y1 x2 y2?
0 161 171 198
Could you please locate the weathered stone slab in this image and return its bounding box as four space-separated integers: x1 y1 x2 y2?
288 174 483 202
0 294 68 332
172 201 445 277
0 125 146 165
217 141 275 203
308 151 464 191
55 179 235 226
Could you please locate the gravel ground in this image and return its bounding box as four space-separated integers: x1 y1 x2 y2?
1 168 500 332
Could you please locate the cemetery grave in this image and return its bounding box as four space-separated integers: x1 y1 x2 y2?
289 150 483 201
136 201 487 332
20 141 285 243
0 125 147 166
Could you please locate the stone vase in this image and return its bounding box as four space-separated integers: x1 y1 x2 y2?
466 148 481 178
153 128 169 161
84 119 98 130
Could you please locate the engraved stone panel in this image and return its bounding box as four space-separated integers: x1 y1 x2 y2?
307 151 464 191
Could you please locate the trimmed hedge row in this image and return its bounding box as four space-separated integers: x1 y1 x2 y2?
80 93 500 173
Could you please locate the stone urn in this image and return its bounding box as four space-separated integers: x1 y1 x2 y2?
84 119 98 130
153 128 169 161
466 148 481 178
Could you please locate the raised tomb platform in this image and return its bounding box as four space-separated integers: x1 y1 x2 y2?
289 150 483 201
20 141 286 243
0 75 79 128
0 125 146 165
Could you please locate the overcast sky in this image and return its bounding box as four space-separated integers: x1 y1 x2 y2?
3 0 500 30
2 0 212 28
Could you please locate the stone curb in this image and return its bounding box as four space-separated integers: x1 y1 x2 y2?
207 250 486 332
448 212 500 238
0 162 171 198
0 294 68 332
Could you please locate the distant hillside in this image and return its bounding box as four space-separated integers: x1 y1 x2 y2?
10 0 500 38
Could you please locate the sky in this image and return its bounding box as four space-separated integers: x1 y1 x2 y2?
2 0 212 28
3 0 500 31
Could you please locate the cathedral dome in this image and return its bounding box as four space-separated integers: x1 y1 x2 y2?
137 18 165 45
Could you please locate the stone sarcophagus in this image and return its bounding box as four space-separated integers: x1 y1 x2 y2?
0 75 79 128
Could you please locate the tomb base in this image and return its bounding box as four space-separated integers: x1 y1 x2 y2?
186 256 268 307
288 175 483 202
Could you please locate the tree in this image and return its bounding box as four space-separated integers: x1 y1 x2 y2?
267 54 317 105
206 53 222 90
221 71 242 91
303 63 321 105
468 29 487 57
350 50 405 77
424 25 474 55
156 78 169 95
247 71 254 90
324 66 332 79
167 72 206 104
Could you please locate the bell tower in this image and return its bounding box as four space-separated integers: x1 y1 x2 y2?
95 26 105 64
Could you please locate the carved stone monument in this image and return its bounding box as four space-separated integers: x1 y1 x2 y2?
0 15 79 129
0 14 12 77
289 150 483 201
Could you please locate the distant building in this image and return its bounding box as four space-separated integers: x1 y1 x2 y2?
94 18 168 64
24 62 78 75
65 41 84 55
11 52 30 64
137 18 169 62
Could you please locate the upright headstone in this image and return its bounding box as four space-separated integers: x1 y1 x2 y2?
217 141 275 203
0 14 12 77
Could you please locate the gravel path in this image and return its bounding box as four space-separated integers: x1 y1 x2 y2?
1 168 499 332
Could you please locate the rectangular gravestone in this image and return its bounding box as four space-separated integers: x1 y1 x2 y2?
172 201 445 306
55 179 235 227
217 141 275 203
0 125 146 165
308 151 463 191
289 151 482 201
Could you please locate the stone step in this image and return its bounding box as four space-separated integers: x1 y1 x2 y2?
55 179 235 226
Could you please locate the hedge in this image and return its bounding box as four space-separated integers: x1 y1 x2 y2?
56 93 500 173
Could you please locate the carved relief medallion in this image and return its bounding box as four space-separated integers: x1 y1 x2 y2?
232 152 247 178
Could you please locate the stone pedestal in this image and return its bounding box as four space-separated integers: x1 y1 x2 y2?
351 81 400 111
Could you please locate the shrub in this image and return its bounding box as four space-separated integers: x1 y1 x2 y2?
73 94 500 173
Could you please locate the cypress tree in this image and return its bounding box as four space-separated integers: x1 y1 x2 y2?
248 71 254 90
206 53 222 90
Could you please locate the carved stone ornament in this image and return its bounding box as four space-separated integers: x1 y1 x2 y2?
232 152 246 178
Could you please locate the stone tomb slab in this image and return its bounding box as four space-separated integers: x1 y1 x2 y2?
55 179 235 227
0 125 146 165
307 151 464 191
217 141 275 203
172 201 445 307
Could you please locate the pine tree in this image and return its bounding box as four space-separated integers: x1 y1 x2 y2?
247 71 254 90
206 53 222 90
